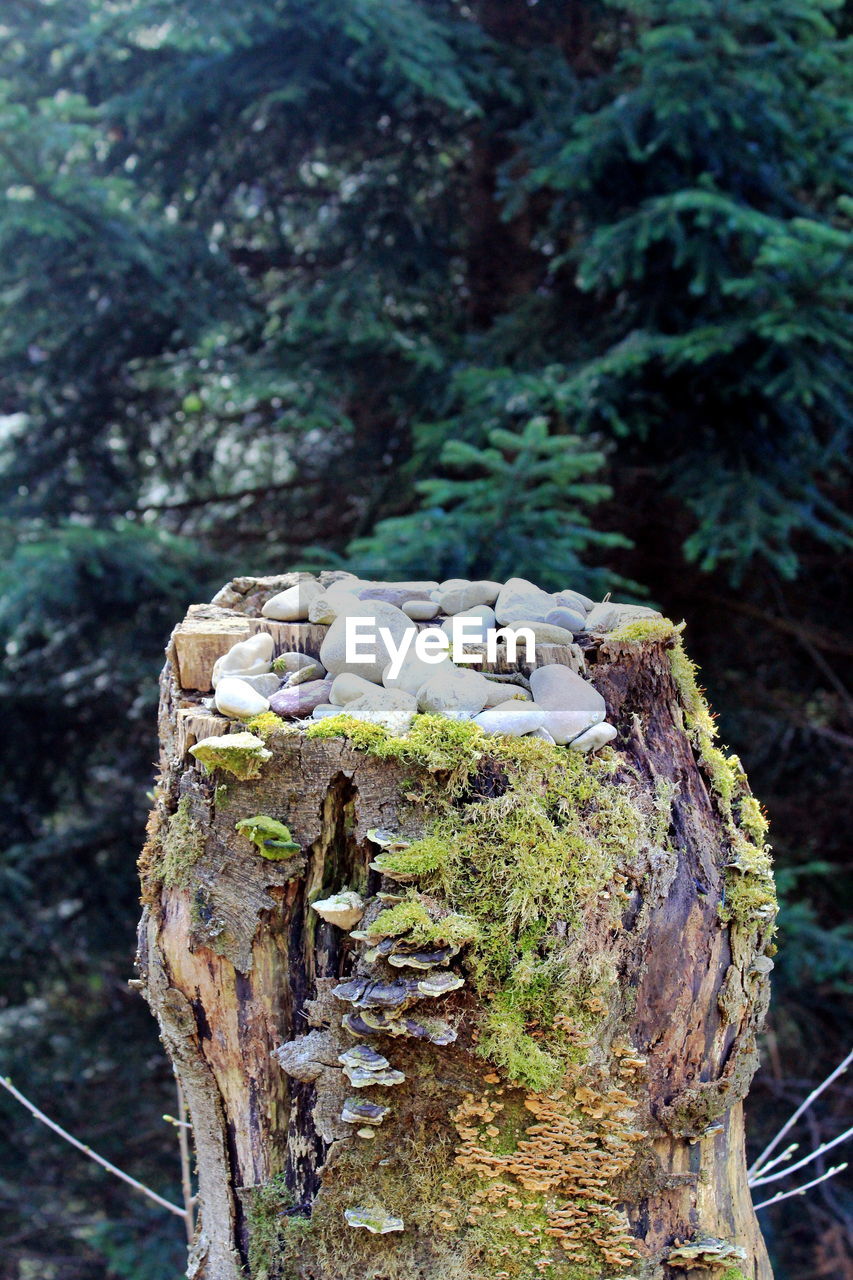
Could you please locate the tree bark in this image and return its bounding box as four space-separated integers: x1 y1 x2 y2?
137 575 775 1280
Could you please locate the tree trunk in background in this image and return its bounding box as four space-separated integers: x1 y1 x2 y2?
137 575 775 1280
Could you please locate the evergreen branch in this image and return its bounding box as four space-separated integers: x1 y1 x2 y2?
0 1076 186 1219
114 478 317 515
0 141 102 235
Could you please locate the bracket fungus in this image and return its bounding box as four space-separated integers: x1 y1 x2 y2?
188 731 272 780
343 1064 406 1089
386 947 453 970
366 828 411 850
368 852 420 882
341 1012 376 1037
338 1044 406 1089
311 889 365 930
343 1207 405 1234
414 971 465 998
666 1237 749 1269
341 1099 390 1127
234 814 301 859
333 978 413 1011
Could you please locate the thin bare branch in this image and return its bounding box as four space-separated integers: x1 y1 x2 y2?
749 1141 799 1178
748 1047 853 1179
751 1126 853 1187
175 1077 196 1244
753 1162 849 1211
0 1076 185 1219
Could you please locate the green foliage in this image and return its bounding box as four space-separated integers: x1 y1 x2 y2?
369 897 481 950
307 712 486 790
246 1174 309 1280
353 413 632 595
0 1 848 1274
503 0 852 580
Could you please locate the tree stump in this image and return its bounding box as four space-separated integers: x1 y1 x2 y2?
137 574 776 1280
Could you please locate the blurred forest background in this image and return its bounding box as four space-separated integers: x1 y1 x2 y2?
0 0 850 1277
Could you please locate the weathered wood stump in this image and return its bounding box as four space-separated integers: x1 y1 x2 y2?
137 574 776 1280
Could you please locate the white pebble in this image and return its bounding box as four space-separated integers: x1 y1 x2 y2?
214 676 270 719
568 722 618 752
212 632 274 689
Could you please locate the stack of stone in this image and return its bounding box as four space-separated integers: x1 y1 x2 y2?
206 573 661 752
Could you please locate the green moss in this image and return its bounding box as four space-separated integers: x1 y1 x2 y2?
154 796 206 889
189 731 273 780
235 815 301 860
370 896 480 949
669 638 777 931
306 696 668 1093
738 792 770 845
607 615 682 645
246 710 289 741
279 1116 587 1280
348 724 645 1091
370 837 449 883
306 713 485 793
245 1173 310 1279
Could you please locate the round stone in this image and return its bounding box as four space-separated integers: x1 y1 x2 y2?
345 689 418 735
553 589 594 613
473 702 547 737
329 672 383 705
529 726 557 744
438 581 502 615
211 632 274 689
581 602 662 633
261 578 324 621
568 722 618 753
441 606 496 647
503 620 575 645
269 679 332 718
544 607 585 633
382 649 451 697
359 586 432 609
481 680 531 708
529 664 607 744
320 601 417 684
494 577 558 625
214 676 270 719
233 672 282 697
308 587 363 625
417 666 494 720
311 704 339 719
286 661 326 686
402 599 440 621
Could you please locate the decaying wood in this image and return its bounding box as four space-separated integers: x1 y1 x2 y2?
138 577 774 1280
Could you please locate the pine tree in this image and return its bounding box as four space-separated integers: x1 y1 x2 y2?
0 2 849 1274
